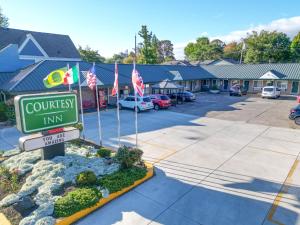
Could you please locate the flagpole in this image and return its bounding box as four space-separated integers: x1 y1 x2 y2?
134 34 138 149
67 63 71 91
115 62 121 147
94 62 103 146
77 62 85 139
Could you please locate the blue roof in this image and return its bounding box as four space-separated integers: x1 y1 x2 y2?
0 28 80 59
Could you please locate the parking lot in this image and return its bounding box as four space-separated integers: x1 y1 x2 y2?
1 94 300 225
170 93 300 129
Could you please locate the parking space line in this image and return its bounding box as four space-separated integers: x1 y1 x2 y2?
265 156 299 225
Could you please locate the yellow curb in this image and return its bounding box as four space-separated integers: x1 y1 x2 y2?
55 162 154 225
267 159 299 225
0 163 154 225
0 213 11 225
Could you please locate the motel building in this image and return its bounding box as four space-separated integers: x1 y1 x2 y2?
1 28 300 110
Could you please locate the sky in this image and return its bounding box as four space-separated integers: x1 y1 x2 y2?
1 0 300 59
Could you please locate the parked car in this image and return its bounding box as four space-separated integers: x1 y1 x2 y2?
170 91 196 102
229 84 242 96
261 86 281 98
119 96 154 112
150 94 171 110
289 104 300 125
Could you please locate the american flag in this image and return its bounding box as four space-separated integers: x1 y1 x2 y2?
86 65 97 90
112 62 118 96
132 68 144 96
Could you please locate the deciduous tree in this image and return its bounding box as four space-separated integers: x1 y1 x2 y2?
0 7 8 28
244 30 291 63
78 46 105 63
291 32 300 62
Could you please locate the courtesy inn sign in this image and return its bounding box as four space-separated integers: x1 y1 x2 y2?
15 92 79 134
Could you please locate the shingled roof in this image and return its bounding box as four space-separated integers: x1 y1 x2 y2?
0 28 80 59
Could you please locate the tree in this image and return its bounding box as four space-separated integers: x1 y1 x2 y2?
223 41 242 61
0 7 8 28
123 51 136 64
184 37 223 61
138 25 158 64
105 51 128 63
158 40 175 62
291 32 300 62
78 46 105 63
244 30 291 63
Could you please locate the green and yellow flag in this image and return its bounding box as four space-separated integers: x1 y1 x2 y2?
43 68 67 88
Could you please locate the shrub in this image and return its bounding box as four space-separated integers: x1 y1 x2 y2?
54 188 101 218
211 85 219 90
75 171 97 186
97 147 111 158
98 167 147 193
115 146 143 169
73 123 83 131
0 102 7 122
0 165 20 193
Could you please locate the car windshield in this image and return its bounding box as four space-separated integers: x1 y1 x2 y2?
264 88 274 92
143 97 151 102
160 95 170 100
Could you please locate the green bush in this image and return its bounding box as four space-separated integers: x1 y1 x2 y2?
0 102 7 122
76 171 97 186
97 147 111 158
54 188 101 218
211 85 219 90
0 165 20 193
73 123 83 131
115 146 143 169
98 167 147 193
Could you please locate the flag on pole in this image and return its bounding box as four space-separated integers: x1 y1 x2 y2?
112 63 118 96
64 66 79 85
86 65 97 90
132 68 144 97
43 68 67 88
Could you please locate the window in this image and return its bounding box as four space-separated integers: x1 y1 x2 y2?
143 97 151 102
276 81 288 91
253 80 263 91
266 81 274 86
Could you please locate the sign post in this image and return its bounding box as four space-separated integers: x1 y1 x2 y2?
14 92 79 160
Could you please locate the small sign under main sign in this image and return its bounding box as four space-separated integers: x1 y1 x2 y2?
19 127 80 152
14 92 79 134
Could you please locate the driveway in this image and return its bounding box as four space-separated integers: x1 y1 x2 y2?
1 102 300 225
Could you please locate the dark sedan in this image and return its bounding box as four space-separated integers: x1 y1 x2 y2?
170 91 196 102
289 104 300 125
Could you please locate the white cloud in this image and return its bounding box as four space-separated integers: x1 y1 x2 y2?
174 16 300 60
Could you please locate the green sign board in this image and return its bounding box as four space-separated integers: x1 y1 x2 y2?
15 92 79 134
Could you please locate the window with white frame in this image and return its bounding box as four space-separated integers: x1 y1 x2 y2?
253 80 263 91
276 81 288 91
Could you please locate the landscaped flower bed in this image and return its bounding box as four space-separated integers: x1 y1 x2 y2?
0 141 153 225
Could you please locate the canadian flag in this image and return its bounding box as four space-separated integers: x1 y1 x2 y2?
112 62 118 96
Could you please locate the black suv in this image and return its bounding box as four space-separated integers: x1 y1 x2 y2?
289 104 300 125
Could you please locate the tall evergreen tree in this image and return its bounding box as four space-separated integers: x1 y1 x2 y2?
138 25 158 64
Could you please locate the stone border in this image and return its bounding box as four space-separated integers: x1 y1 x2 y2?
0 163 154 225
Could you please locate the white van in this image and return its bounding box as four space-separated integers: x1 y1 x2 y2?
261 86 281 98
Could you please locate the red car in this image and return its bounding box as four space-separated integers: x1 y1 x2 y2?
150 94 171 110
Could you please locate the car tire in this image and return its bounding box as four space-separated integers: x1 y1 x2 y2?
154 104 159 110
229 93 232 96
119 103 123 110
295 117 300 125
